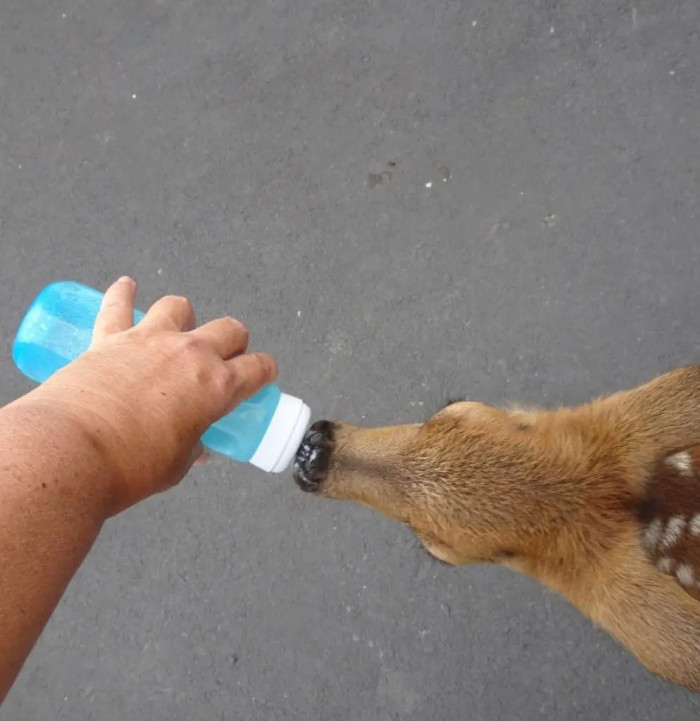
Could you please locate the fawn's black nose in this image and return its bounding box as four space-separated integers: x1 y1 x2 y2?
293 420 334 493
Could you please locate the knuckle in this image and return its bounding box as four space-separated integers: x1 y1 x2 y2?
212 366 236 396
180 334 205 355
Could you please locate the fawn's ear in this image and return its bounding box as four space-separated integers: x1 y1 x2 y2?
638 447 700 602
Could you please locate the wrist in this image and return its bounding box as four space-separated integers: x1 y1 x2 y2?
4 391 123 522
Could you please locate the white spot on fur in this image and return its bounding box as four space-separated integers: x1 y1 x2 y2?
657 557 674 574
660 516 686 549
643 518 663 549
666 451 693 476
676 564 695 587
690 514 700 536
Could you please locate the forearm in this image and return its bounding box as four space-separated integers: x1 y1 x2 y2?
0 279 277 703
0 393 115 702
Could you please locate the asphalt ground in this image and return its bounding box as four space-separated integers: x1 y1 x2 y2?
1 1 699 718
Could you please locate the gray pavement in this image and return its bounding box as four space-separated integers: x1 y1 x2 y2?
2 0 700 718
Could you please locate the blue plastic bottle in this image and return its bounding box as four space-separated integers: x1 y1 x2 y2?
12 281 310 473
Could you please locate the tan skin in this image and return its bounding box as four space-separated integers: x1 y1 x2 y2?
0 277 278 702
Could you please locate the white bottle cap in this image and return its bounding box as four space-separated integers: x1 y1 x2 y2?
249 393 311 473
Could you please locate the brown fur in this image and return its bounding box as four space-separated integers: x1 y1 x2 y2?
304 366 700 691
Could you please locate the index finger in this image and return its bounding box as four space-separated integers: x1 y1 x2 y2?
93 277 137 342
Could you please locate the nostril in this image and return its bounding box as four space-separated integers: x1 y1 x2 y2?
305 430 327 447
293 421 334 493
309 419 334 441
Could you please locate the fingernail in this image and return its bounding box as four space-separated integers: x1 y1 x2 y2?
118 276 135 285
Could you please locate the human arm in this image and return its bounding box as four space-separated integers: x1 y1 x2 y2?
0 277 277 700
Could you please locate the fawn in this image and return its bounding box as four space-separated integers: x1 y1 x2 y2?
293 365 700 690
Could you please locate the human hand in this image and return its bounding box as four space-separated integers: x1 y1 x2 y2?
22 277 277 514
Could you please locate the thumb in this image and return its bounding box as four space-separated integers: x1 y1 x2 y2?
187 442 210 467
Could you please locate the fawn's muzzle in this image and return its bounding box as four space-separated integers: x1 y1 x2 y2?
293 420 334 493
